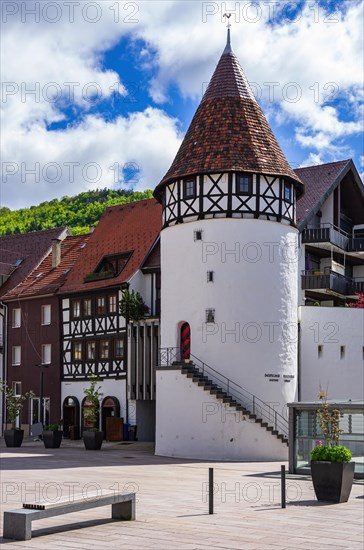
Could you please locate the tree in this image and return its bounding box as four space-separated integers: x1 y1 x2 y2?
119 289 149 322
349 293 364 308
82 375 103 430
0 381 35 429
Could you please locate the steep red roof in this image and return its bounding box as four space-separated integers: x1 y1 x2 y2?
155 31 303 197
295 160 352 226
59 199 162 294
0 227 68 298
2 235 90 300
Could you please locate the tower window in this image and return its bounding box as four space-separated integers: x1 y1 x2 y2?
318 345 323 358
284 183 292 202
207 271 214 282
194 229 203 241
340 346 345 359
205 309 215 323
183 177 197 198
236 173 252 195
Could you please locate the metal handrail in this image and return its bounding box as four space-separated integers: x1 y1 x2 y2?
159 347 289 438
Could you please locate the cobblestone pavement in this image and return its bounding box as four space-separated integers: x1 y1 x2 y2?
1 438 363 549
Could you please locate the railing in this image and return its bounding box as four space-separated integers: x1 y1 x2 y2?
302 223 364 253
302 223 348 250
159 347 289 439
301 270 364 296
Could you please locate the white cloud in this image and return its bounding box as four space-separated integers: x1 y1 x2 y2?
1 1 363 208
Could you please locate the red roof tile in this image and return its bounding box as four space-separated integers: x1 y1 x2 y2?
0 227 68 298
295 160 351 225
2 234 90 300
155 34 303 198
59 199 162 294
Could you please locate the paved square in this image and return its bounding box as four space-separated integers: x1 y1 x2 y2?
1 439 363 549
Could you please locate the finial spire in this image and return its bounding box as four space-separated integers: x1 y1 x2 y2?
223 13 232 54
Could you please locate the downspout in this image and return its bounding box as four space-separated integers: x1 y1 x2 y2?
1 301 9 433
121 283 130 425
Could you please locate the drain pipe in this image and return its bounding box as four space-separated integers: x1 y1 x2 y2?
0 301 9 434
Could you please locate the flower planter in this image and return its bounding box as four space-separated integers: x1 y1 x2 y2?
42 430 63 449
4 429 24 448
311 461 355 503
83 430 104 450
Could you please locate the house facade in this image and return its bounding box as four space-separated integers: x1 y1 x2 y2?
58 199 161 441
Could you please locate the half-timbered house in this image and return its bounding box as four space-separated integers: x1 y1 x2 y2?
59 199 161 440
1 234 88 433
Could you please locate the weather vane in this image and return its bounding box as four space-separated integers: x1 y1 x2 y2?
223 13 232 29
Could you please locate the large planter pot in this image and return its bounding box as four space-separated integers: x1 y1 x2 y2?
311 461 355 503
42 430 63 449
4 429 24 448
83 430 104 450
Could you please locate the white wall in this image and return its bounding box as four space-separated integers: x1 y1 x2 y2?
320 193 334 226
161 218 299 410
299 306 364 401
155 368 288 461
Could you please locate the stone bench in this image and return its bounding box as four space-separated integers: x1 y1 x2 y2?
3 491 135 541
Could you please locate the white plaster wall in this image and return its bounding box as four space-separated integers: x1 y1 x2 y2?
129 270 152 309
299 306 364 401
155 369 288 461
61 379 126 428
160 218 299 411
320 194 334 226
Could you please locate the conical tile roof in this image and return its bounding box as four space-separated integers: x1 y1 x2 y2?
155 31 303 197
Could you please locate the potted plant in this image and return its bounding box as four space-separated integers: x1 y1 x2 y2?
42 423 63 449
82 375 103 450
0 381 34 447
310 390 354 503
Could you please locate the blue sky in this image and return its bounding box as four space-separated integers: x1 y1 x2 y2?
1 0 363 209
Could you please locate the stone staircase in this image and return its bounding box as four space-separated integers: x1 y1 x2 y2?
178 361 288 445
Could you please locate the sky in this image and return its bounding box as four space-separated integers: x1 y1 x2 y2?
1 0 363 209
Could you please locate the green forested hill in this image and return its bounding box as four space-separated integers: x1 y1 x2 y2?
0 189 154 236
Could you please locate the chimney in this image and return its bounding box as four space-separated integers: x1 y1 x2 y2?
51 239 61 268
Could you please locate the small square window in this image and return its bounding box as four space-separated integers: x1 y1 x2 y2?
194 229 203 241
236 173 252 195
183 178 196 198
97 297 106 315
340 345 345 359
12 382 21 395
207 271 214 282
284 183 292 202
205 309 215 323
318 345 323 358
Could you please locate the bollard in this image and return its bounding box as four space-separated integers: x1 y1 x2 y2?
209 468 214 514
281 464 286 509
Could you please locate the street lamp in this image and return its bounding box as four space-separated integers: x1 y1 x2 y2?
36 364 49 427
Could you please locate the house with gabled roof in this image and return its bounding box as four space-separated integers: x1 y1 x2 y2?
1 233 88 433
58 198 161 441
0 227 69 433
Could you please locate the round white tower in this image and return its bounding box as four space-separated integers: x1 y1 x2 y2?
154 31 304 460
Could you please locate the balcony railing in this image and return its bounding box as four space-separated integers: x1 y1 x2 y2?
301 270 356 295
302 223 364 253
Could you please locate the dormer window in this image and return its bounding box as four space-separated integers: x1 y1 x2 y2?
236 173 252 195
84 251 132 282
183 177 197 198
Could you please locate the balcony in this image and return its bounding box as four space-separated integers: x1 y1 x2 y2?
301 224 348 249
301 270 349 295
302 224 364 255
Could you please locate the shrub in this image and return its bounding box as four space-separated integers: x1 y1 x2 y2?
311 445 352 463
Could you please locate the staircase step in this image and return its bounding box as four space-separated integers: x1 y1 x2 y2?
248 414 257 420
222 397 232 403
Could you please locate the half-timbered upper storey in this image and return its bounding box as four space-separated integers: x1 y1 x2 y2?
59 199 162 382
154 30 303 228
